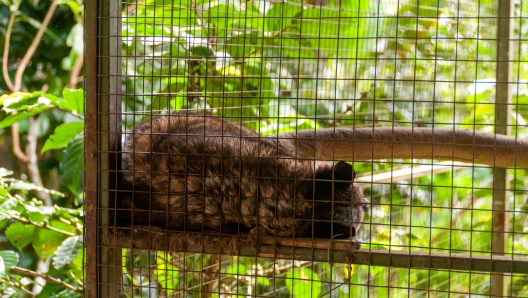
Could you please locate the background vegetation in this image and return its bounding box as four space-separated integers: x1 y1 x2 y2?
121 0 528 296
0 0 84 296
0 0 527 297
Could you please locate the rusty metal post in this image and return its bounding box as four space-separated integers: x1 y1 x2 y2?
84 0 98 296
492 0 513 296
85 0 122 297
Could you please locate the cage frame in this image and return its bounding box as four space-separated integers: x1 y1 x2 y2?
83 0 528 297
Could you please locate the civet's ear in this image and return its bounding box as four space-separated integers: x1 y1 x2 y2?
333 161 355 181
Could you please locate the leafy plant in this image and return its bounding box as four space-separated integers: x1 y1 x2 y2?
0 168 83 296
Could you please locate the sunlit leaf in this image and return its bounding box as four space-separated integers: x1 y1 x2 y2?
41 122 84 154
285 267 321 297
0 91 43 107
62 88 84 114
53 235 83 269
156 252 179 295
0 250 19 271
8 180 66 197
266 3 301 32
0 168 14 177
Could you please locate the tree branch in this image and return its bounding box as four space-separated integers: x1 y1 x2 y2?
10 123 31 163
68 50 83 88
2 12 16 91
30 257 50 295
25 116 52 206
13 0 58 91
11 266 82 294
0 276 34 296
277 128 528 168
0 210 80 236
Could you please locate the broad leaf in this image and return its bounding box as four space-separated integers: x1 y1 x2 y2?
266 3 302 32
53 235 83 269
31 227 67 259
285 267 321 298
0 188 7 198
0 106 53 128
62 88 84 114
0 168 14 177
5 223 35 252
0 197 17 213
156 252 179 295
0 250 19 271
41 122 84 154
0 91 43 107
8 180 66 197
60 137 84 195
0 197 18 230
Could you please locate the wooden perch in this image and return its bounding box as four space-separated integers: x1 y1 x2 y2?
276 128 528 168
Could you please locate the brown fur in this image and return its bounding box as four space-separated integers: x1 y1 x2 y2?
120 113 368 238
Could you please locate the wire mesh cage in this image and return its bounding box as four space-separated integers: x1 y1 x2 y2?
85 0 528 297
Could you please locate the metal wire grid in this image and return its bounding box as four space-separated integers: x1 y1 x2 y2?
84 0 528 297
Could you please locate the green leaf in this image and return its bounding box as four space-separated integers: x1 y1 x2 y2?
0 256 4 276
227 263 247 275
41 122 84 154
23 204 57 215
53 235 83 269
285 267 321 298
57 0 84 18
0 250 19 270
28 211 47 225
0 197 17 230
62 89 84 114
0 197 17 212
8 180 66 197
170 96 187 110
1 94 41 110
0 168 14 177
42 288 81 298
156 252 179 295
0 91 43 107
0 106 53 128
5 222 35 252
60 137 84 195
17 13 64 45
32 227 67 259
266 3 302 32
190 45 214 58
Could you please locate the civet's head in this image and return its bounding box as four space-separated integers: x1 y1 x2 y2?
311 161 369 238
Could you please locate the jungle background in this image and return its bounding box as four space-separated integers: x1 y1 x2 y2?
0 0 528 297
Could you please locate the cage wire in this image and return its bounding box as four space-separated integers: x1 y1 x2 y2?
85 0 528 297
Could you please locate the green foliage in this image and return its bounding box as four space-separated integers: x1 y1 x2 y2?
285 267 322 297
60 137 84 195
122 0 376 131
0 0 83 94
0 251 19 275
41 122 84 154
120 0 528 296
53 235 83 269
0 168 83 295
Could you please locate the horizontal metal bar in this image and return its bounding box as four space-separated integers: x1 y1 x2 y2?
109 227 528 274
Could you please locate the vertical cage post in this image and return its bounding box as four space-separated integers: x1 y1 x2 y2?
492 0 513 296
85 0 122 297
84 0 98 296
